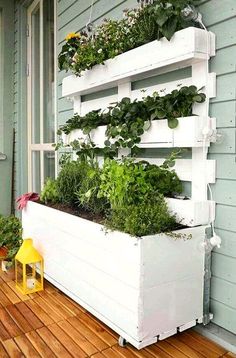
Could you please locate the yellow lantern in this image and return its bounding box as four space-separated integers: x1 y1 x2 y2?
15 238 44 295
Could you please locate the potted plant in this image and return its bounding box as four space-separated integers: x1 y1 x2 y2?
0 215 23 272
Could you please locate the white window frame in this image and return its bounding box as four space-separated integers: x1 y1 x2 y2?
27 0 57 191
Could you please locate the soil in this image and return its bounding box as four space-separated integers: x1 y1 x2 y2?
40 201 105 224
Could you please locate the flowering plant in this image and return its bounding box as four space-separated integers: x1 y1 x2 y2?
58 0 201 76
16 192 40 210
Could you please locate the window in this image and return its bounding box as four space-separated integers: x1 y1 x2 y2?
27 0 55 192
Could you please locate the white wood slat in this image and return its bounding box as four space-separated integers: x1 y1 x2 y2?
135 158 216 184
62 28 215 97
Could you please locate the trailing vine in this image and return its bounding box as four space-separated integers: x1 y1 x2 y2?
57 85 205 157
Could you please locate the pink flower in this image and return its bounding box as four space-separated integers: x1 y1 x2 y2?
16 192 40 210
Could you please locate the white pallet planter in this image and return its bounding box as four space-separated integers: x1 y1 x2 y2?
22 201 207 349
62 27 215 97
54 24 217 349
63 116 216 148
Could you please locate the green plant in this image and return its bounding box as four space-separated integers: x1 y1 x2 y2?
56 160 88 205
58 0 201 76
57 86 205 156
0 215 22 262
98 155 182 209
133 0 200 43
144 85 206 128
75 162 108 214
41 178 60 204
105 195 177 236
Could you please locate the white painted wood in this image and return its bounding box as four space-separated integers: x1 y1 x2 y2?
62 28 215 97
136 158 216 184
131 75 216 101
80 94 117 116
166 198 215 227
191 60 210 201
62 116 216 149
22 201 206 348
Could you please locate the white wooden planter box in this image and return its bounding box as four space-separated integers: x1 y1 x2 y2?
62 27 215 97
23 201 206 349
63 116 216 148
166 198 215 227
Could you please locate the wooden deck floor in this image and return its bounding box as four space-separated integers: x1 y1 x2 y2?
0 269 235 358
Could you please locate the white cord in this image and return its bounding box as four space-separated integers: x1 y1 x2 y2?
202 23 217 237
87 0 95 27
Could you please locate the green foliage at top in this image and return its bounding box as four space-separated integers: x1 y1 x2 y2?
40 178 60 204
57 86 205 156
0 215 22 261
58 0 201 76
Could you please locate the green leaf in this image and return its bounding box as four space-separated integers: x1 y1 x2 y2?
104 140 111 146
168 117 179 129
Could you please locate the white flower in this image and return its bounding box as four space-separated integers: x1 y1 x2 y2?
98 48 103 54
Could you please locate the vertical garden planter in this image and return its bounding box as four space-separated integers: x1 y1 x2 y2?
23 25 217 349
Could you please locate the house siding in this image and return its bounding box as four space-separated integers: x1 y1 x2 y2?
0 0 15 215
12 0 236 335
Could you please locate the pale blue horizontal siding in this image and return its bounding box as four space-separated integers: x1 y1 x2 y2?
199 0 236 333
56 0 236 333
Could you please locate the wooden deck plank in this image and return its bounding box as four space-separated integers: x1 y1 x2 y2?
33 296 64 322
0 286 14 307
53 292 85 316
177 333 220 358
146 344 173 358
0 321 11 341
2 338 24 358
86 311 119 338
186 331 227 355
15 302 44 330
39 293 75 319
0 342 9 357
68 316 109 351
48 323 88 358
102 347 125 358
78 313 117 347
26 330 57 357
0 283 21 304
57 320 98 356
24 299 54 326
157 340 190 357
0 270 15 283
113 345 154 358
7 281 30 302
6 305 33 333
166 336 205 358
125 346 159 358
14 335 41 358
37 326 73 358
91 353 107 358
0 308 23 338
